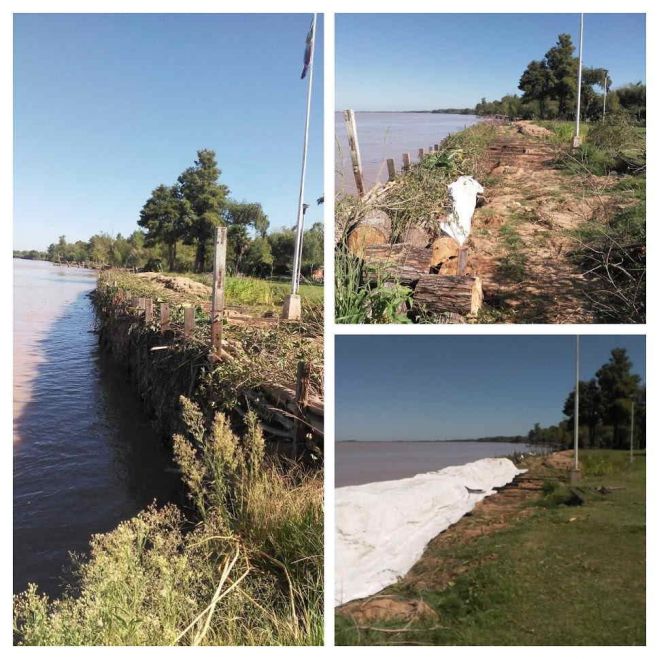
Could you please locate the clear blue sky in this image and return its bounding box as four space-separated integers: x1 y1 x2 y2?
336 335 646 442
14 13 323 251
336 13 646 110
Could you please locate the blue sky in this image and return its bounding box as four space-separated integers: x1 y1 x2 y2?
14 13 323 250
336 13 646 110
336 335 646 442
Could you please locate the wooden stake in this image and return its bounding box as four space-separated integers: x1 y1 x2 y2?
386 158 396 181
183 306 195 338
160 303 170 332
137 297 146 310
434 143 439 152
293 361 312 456
344 109 365 196
418 147 425 160
402 152 411 172
210 226 227 358
144 298 153 323
457 246 469 275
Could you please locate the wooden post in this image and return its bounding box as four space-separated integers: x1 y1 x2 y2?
344 109 365 196
160 303 170 333
137 297 146 310
144 298 153 323
457 246 469 276
293 361 312 456
386 158 396 182
183 306 195 338
428 146 433 154
131 295 140 308
402 152 411 172
210 226 227 359
418 147 425 160
434 143 439 152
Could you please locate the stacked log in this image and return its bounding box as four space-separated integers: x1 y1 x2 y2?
362 243 432 285
414 275 483 316
347 209 392 256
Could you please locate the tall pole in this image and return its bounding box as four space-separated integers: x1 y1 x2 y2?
574 335 580 472
603 69 608 118
630 401 635 464
574 13 584 147
291 14 316 296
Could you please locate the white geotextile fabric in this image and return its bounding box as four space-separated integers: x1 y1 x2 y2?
335 457 523 606
439 176 484 245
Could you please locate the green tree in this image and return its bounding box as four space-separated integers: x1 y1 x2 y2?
178 149 229 272
563 379 603 447
225 201 269 237
596 348 641 448
301 222 324 275
138 184 191 271
244 236 274 277
519 60 553 118
544 33 578 117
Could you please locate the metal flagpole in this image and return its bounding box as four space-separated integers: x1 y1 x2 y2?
572 335 580 480
291 14 316 296
574 13 584 148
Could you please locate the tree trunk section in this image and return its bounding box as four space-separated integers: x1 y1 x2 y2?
362 243 432 285
413 274 483 316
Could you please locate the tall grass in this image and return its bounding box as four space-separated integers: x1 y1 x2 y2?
13 400 323 646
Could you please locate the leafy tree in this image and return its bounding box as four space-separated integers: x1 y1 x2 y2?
138 184 191 271
596 348 641 448
544 34 579 117
563 379 603 447
301 221 324 275
178 149 229 272
614 82 646 122
519 60 553 118
243 236 274 277
225 201 269 237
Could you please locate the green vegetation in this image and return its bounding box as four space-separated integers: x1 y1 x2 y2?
14 400 323 646
475 32 646 123
31 149 323 281
335 123 497 324
336 450 645 645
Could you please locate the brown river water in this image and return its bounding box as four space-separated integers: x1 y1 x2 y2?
335 111 480 194
13 259 180 596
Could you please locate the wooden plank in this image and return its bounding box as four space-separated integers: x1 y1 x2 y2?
386 158 396 181
160 303 170 332
343 109 365 196
210 226 227 358
362 243 432 285
137 297 146 310
413 275 483 316
402 152 411 172
183 306 195 338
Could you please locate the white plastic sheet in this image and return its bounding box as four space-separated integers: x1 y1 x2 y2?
439 176 484 246
335 457 523 606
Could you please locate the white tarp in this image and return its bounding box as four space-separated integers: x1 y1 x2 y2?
439 176 484 246
335 457 524 606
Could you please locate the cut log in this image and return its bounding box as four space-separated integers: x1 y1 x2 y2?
401 224 431 248
431 235 460 267
413 275 483 316
347 225 388 256
362 243 432 285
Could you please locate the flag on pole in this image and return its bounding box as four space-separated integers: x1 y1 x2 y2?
300 18 314 79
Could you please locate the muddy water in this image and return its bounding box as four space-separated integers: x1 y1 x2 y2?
13 259 180 596
335 111 480 194
336 441 536 487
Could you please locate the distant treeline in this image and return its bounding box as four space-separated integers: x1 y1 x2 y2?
451 348 645 452
430 108 476 115
15 149 324 278
474 33 646 122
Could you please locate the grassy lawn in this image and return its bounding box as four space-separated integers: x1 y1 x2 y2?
336 450 645 646
168 272 323 310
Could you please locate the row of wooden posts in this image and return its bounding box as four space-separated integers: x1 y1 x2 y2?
344 108 447 196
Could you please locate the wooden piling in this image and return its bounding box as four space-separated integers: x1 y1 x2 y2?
183 306 195 338
434 143 439 152
293 361 312 456
137 297 146 310
457 246 469 276
418 147 425 160
144 298 154 323
210 226 227 359
344 109 365 196
386 158 396 182
160 303 170 332
402 152 411 172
